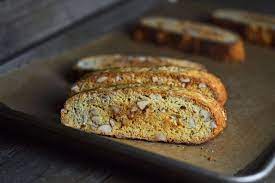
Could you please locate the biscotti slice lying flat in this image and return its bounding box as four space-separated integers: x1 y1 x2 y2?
61 85 227 144
133 17 245 62
212 9 275 46
75 54 206 76
71 66 227 105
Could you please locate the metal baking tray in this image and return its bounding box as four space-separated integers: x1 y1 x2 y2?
0 1 274 182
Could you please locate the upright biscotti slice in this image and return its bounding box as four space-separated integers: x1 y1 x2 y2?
133 17 245 62
71 66 227 105
212 9 275 46
61 85 227 144
74 54 206 76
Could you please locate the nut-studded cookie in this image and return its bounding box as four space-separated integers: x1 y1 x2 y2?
74 54 206 77
61 85 227 144
71 66 228 106
133 17 245 62
212 9 275 47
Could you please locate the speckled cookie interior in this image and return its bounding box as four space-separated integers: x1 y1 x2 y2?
62 86 218 144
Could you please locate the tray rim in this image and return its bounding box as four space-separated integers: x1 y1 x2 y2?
0 0 274 182
0 103 274 183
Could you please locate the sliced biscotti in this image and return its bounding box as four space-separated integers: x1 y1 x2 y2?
212 9 275 46
133 17 245 62
74 54 206 76
61 85 227 144
71 66 227 105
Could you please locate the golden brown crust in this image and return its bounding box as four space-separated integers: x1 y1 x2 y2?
133 17 245 62
61 85 227 144
74 54 206 77
212 9 275 47
71 66 228 106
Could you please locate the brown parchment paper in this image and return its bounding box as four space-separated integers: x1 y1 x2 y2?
0 1 274 176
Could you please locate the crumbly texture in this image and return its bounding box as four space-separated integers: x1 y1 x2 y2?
61 85 227 144
71 66 228 105
133 16 245 62
212 9 275 46
74 54 206 77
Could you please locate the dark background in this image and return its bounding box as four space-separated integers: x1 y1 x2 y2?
1 0 275 64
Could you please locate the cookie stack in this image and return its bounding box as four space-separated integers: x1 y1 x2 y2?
61 55 227 144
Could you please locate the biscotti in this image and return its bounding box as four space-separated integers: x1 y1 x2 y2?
71 66 227 105
74 54 206 77
61 85 227 144
212 9 275 46
133 17 245 62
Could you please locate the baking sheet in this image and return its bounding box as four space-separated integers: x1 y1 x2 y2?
0 0 274 176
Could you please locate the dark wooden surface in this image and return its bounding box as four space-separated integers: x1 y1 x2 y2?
0 130 155 183
0 131 274 183
0 0 274 182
